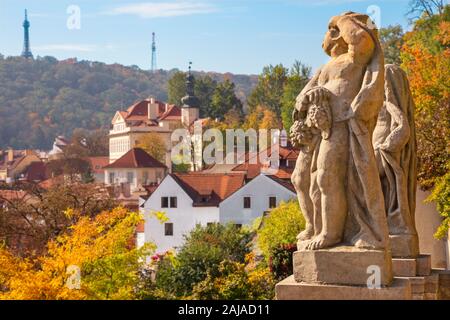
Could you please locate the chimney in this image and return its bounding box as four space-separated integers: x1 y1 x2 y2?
148 97 158 120
7 148 14 162
165 103 169 113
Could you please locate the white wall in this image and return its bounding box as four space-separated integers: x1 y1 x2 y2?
219 174 296 225
415 188 450 269
142 175 219 254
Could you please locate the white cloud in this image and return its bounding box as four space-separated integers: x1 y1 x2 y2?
104 2 217 18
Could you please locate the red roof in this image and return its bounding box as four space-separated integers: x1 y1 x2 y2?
231 144 299 180
171 173 245 207
115 99 182 124
104 148 167 169
87 157 109 174
159 104 182 121
23 161 49 181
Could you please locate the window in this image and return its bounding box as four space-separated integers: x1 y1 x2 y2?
109 172 115 184
269 196 277 209
165 223 173 236
170 197 177 208
161 197 169 208
127 172 134 183
243 197 251 209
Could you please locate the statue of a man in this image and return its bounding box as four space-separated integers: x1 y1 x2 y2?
373 64 419 257
291 12 389 250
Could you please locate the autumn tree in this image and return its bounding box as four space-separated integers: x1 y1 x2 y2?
244 105 282 131
136 132 167 163
71 128 109 156
0 181 117 256
0 207 154 300
401 5 450 188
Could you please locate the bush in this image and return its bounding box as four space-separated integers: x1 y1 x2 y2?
269 243 297 280
257 200 304 262
191 255 275 300
152 223 253 298
427 163 450 239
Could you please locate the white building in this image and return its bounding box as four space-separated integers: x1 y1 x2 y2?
140 173 296 253
104 148 167 192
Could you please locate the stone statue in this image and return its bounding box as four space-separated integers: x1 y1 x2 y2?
373 64 419 258
291 11 389 251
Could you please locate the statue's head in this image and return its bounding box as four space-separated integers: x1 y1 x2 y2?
322 12 377 57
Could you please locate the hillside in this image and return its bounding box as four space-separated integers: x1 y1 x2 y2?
0 55 258 149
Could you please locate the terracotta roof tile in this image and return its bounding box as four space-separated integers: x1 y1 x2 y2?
87 156 109 174
104 148 167 169
171 173 245 207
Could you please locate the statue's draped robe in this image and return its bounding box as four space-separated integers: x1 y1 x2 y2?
375 65 417 236
309 20 390 249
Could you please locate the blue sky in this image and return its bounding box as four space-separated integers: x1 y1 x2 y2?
0 0 413 74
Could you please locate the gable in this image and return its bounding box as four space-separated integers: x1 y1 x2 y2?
220 174 295 206
112 111 126 125
142 174 193 208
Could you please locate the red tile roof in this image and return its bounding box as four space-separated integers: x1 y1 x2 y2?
115 99 182 125
159 104 182 121
23 161 49 181
87 156 109 174
230 144 299 180
171 172 245 207
104 148 167 169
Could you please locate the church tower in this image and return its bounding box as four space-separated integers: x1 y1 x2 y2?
21 9 33 59
181 62 200 127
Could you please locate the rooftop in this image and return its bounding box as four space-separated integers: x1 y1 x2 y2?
104 148 167 169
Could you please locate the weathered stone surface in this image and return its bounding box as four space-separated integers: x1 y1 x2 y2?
293 246 393 286
416 254 431 276
392 258 417 277
276 275 411 300
395 270 441 300
290 11 389 252
374 64 420 259
436 270 450 300
390 234 419 258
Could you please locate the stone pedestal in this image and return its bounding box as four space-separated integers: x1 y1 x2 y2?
390 234 419 258
392 254 431 277
293 246 393 286
276 276 411 300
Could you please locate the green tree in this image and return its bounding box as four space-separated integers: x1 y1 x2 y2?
247 64 288 116
167 71 187 105
257 200 305 262
153 223 253 297
209 80 243 120
281 61 311 130
191 258 275 300
426 163 450 239
380 25 405 65
195 75 217 117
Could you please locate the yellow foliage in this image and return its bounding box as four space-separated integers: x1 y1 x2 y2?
0 207 154 300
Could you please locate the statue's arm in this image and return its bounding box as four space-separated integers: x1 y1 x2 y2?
294 68 322 116
380 101 410 153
